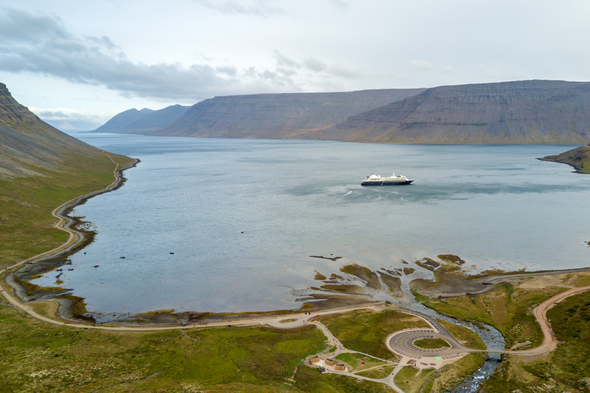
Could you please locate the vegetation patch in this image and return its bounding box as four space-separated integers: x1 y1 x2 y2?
318 309 430 360
481 290 590 392
279 318 297 323
428 353 488 393
294 365 388 392
415 257 441 271
438 320 486 350
413 282 566 349
318 284 368 295
437 254 465 265
0 302 327 392
355 365 395 379
413 338 450 349
340 264 382 290
394 366 435 393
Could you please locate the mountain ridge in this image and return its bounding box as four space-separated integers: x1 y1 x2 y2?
95 80 590 144
95 105 189 133
307 80 590 144
97 89 426 138
0 82 107 178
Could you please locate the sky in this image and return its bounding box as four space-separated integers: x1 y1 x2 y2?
1 0 590 130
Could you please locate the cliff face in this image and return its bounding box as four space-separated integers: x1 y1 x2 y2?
541 144 590 173
309 80 590 144
0 83 102 178
153 89 426 138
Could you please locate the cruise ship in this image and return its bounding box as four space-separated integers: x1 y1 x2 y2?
361 173 413 186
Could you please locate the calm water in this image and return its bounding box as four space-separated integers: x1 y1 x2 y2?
34 133 590 315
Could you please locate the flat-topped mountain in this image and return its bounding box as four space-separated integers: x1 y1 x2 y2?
308 80 590 144
97 89 425 138
95 105 189 134
96 80 590 144
0 83 107 178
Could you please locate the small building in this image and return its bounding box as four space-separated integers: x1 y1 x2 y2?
335 363 347 372
310 356 320 364
325 358 336 366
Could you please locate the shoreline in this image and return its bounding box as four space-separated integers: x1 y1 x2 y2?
1 154 140 321
2 150 590 327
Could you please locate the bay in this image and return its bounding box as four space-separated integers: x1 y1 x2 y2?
34 133 590 316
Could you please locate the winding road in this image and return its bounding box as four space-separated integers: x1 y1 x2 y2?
1 153 590 392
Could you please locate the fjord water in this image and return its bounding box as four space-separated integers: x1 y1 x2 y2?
35 133 590 316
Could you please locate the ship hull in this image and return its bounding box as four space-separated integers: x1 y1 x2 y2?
361 180 413 186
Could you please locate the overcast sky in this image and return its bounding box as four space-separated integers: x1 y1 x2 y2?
2 0 590 130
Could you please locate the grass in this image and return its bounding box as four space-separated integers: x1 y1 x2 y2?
318 309 430 360
414 282 566 349
394 366 435 393
426 353 488 393
0 151 135 270
0 302 327 392
481 290 590 392
335 352 388 373
355 365 395 379
413 338 450 349
439 320 486 350
294 365 390 393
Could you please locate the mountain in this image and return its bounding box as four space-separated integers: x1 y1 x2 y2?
307 80 590 144
94 105 189 133
0 82 110 178
102 89 424 138
540 144 590 173
94 108 153 133
0 82 134 267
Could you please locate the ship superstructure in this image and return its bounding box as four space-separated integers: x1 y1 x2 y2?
361 173 413 186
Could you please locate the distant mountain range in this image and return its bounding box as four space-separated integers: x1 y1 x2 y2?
96 80 590 144
0 83 108 178
95 105 190 133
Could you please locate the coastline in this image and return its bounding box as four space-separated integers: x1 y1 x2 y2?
1 154 140 321
2 148 589 327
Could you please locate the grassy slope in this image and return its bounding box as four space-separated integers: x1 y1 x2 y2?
0 152 135 269
542 144 590 174
481 291 590 392
414 282 566 349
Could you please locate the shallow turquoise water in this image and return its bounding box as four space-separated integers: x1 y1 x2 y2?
34 133 590 315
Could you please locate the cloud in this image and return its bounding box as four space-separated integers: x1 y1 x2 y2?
0 9 359 101
408 60 456 74
304 57 328 72
409 60 436 71
29 106 113 130
273 51 360 81
191 0 284 16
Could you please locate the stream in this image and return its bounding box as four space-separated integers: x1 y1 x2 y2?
395 281 506 392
